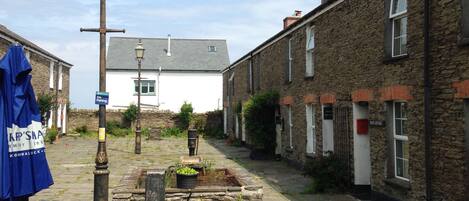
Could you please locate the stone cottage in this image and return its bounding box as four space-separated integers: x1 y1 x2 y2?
222 0 469 200
0 24 72 134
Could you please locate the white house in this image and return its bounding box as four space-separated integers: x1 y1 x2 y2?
106 36 230 113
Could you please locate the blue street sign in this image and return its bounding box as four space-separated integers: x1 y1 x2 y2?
95 91 109 105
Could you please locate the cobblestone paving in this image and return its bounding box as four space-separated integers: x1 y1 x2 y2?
30 136 356 201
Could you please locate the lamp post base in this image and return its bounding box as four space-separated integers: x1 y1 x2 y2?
135 128 141 154
93 168 109 201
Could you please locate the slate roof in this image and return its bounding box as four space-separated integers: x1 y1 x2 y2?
107 37 230 71
0 24 72 66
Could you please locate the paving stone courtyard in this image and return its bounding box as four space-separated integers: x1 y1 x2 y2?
30 136 357 201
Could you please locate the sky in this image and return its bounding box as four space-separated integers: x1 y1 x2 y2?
0 0 320 109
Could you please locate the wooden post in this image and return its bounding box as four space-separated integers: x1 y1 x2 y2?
145 169 166 201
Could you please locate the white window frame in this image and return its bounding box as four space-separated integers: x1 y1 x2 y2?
208 45 217 52
393 101 409 181
306 104 316 154
288 105 293 149
58 64 63 90
57 104 62 128
305 25 315 77
49 61 54 89
25 50 30 62
288 38 293 82
390 0 408 57
134 80 156 95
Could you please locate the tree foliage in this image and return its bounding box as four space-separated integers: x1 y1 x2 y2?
123 104 138 122
178 101 193 129
242 91 279 153
37 93 56 124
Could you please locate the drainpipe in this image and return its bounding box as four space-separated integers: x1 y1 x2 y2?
158 66 161 107
423 0 432 200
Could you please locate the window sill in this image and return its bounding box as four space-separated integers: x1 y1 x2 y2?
304 75 314 80
384 178 410 190
383 54 409 64
133 93 156 96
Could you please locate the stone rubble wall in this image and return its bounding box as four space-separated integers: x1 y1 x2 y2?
68 109 221 134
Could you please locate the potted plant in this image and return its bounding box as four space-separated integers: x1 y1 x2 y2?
176 167 198 189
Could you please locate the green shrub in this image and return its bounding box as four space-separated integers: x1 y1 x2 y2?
192 115 206 134
123 104 138 123
243 91 279 153
74 125 93 137
75 125 88 133
37 93 56 124
178 102 193 129
142 128 150 138
46 128 58 144
106 121 131 137
303 153 349 193
176 167 198 175
160 127 184 138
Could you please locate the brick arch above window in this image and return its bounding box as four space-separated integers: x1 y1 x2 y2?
379 85 412 101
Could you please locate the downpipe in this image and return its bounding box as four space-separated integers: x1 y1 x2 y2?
423 0 433 200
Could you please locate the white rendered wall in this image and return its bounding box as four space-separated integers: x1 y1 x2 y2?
106 71 222 113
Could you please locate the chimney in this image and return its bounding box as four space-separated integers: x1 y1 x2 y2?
321 0 330 4
167 34 171 56
283 10 302 29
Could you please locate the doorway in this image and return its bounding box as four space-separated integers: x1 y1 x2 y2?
352 102 371 186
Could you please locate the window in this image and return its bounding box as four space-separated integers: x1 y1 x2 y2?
287 38 293 82
247 60 253 93
305 26 315 77
58 64 63 90
393 102 409 180
390 0 407 57
25 50 30 62
306 104 316 154
288 105 293 149
49 61 54 89
208 46 217 52
134 80 156 95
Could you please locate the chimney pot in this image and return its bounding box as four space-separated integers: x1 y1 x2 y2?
294 10 302 17
283 10 302 29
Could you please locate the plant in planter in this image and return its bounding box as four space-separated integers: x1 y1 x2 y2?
176 167 199 189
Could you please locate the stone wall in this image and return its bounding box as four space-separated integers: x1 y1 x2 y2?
68 109 178 132
223 0 469 200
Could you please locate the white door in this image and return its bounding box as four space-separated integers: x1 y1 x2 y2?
306 105 316 154
275 109 282 155
322 105 334 154
353 103 371 185
62 104 67 134
223 109 227 135
241 112 246 142
235 114 240 139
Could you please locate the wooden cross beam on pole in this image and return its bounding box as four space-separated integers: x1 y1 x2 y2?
79 0 124 201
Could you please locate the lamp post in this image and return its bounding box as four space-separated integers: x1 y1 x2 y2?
135 39 145 154
80 0 125 200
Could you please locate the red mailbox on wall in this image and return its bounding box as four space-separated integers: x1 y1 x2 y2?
357 119 369 135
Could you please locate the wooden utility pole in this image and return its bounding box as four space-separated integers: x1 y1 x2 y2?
80 0 125 200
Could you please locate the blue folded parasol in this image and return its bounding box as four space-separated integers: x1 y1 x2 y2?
0 45 53 200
